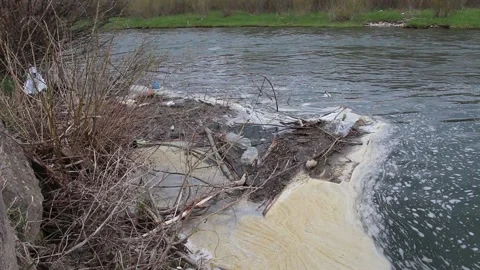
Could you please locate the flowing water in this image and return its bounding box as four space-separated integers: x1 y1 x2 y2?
115 28 480 269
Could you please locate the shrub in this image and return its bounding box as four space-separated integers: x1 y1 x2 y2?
0 0 123 75
293 0 317 15
431 0 463 17
0 2 194 267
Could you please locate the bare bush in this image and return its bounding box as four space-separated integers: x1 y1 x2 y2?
0 0 125 74
431 0 463 17
293 0 316 14
0 4 203 266
328 0 370 21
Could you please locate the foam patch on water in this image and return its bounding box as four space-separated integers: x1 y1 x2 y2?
155 87 342 127
361 116 480 269
183 113 392 269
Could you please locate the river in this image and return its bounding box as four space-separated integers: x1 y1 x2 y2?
115 28 480 269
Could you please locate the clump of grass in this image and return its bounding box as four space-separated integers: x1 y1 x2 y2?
0 76 14 96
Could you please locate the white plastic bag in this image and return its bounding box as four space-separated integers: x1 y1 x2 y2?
23 67 47 95
225 132 251 149
241 147 258 166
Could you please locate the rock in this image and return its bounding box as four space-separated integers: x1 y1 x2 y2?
0 122 43 243
0 192 18 270
241 147 258 166
225 132 251 149
305 159 318 170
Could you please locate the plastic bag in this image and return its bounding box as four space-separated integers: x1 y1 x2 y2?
225 132 251 149
241 147 258 166
23 67 47 95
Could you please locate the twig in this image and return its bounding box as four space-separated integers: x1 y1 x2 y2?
164 195 214 226
258 75 279 112
141 195 215 238
334 107 347 120
257 136 277 166
314 137 341 160
63 199 122 256
175 251 204 269
262 195 279 216
204 127 236 182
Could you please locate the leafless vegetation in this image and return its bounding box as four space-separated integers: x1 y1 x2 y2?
0 0 235 268
0 0 125 74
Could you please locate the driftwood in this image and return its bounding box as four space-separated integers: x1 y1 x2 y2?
261 136 342 216
204 127 236 182
141 195 215 238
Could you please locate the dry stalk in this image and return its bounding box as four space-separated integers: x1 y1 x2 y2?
205 127 237 182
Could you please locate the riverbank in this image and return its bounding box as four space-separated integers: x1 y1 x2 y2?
107 9 480 29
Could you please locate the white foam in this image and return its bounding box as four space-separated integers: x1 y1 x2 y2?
154 88 393 269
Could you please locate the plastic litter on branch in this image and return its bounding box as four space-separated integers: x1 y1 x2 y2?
225 132 252 149
23 66 47 95
129 85 154 99
152 80 161 90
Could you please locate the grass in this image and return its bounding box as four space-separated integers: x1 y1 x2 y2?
407 9 480 28
106 9 480 29
0 77 15 96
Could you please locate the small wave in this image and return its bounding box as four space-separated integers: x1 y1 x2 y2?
451 100 480 105
440 118 480 123
374 110 421 116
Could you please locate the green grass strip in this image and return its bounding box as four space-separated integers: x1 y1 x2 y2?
105 9 480 29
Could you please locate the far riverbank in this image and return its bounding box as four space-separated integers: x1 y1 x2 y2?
107 9 480 29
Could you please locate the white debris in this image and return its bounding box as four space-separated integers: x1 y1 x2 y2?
241 147 258 166
23 66 47 94
305 159 318 170
366 21 405 27
226 133 251 149
129 85 153 99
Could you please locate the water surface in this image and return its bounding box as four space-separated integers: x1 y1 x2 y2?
115 28 480 269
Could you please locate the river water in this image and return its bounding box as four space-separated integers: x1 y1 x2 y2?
115 28 480 269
